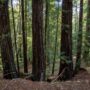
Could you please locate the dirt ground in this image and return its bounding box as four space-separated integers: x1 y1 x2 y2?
0 79 90 90
0 69 90 90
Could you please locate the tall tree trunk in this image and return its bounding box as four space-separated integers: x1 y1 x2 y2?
11 0 20 76
32 0 46 81
45 0 50 66
58 0 73 80
52 1 59 75
21 0 28 73
0 0 18 79
75 0 83 74
83 0 90 64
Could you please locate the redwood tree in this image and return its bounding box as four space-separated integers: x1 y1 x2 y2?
32 0 46 81
0 0 18 79
58 0 73 80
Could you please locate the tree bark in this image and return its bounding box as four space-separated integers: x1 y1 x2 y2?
58 0 73 80
0 0 18 79
32 0 46 81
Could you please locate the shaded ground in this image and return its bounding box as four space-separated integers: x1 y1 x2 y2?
0 79 90 90
0 69 90 90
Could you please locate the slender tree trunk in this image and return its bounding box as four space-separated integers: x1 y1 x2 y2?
11 0 20 76
58 0 73 80
74 0 83 74
83 0 90 64
45 0 50 65
0 0 18 79
24 0 28 72
21 0 28 73
32 0 46 81
52 2 59 75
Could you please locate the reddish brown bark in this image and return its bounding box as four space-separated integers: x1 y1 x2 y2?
32 0 46 81
58 0 73 80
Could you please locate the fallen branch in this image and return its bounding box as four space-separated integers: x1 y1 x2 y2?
51 67 66 83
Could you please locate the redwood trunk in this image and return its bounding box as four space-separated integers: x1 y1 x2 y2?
0 0 18 79
32 0 46 81
58 0 73 80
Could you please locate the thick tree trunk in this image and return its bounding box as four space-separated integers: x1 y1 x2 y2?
75 0 83 74
32 0 46 81
0 0 18 79
58 0 73 80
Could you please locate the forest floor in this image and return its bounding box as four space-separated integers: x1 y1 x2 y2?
0 68 90 90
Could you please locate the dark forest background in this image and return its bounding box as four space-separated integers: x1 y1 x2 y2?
0 0 90 81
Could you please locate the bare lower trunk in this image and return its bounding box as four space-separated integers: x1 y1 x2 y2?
58 0 73 80
0 0 18 79
32 0 46 81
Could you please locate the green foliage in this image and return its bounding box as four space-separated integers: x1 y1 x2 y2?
0 0 4 3
0 0 90 77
